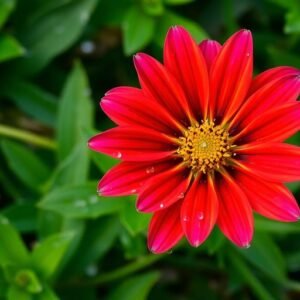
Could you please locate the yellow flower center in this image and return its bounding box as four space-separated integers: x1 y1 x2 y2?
177 120 232 173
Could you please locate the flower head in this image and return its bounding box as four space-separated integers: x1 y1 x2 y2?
89 27 300 253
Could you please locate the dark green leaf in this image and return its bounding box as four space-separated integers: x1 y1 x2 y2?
238 233 286 283
1 140 51 191
107 272 160 300
2 204 37 233
164 0 194 5
122 6 156 55
120 198 150 236
141 0 164 16
0 0 15 28
7 286 31 300
14 0 97 74
1 81 57 127
0 34 24 63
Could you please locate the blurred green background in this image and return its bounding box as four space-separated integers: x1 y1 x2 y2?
0 0 299 299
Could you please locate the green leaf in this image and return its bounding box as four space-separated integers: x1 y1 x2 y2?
31 232 74 280
141 0 164 16
36 285 59 300
107 272 160 300
122 6 156 55
1 81 57 127
48 141 90 189
14 269 42 294
268 46 300 68
238 233 286 283
1 140 51 191
120 198 150 235
256 216 300 234
164 0 194 5
228 251 274 300
14 0 97 74
2 204 37 233
0 0 15 28
7 286 31 300
0 215 29 266
285 9 300 33
38 183 125 219
57 61 93 161
0 34 25 63
154 10 208 46
64 217 119 275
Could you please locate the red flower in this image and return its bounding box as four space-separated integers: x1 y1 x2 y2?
89 27 300 253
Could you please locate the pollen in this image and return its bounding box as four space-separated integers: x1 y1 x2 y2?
177 120 232 173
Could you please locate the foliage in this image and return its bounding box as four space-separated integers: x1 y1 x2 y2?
0 0 299 299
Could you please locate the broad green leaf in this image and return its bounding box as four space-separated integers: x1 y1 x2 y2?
256 216 300 234
107 272 160 300
203 228 226 255
120 198 150 235
90 151 118 174
268 46 300 68
122 6 156 55
285 10 300 33
57 61 93 161
238 233 286 283
31 232 74 280
0 215 29 266
7 286 31 300
0 0 15 28
48 141 90 188
38 183 125 219
154 10 208 46
164 0 194 5
141 0 164 16
64 217 119 275
36 285 59 300
2 204 37 233
228 252 274 300
0 34 25 63
14 0 97 74
13 269 42 294
1 81 57 127
37 211 63 239
1 140 51 191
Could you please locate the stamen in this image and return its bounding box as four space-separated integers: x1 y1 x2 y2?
177 120 232 173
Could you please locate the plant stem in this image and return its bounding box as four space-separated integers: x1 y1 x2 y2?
0 124 56 150
77 255 163 286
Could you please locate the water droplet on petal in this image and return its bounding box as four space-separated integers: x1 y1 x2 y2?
242 242 251 249
178 192 185 199
246 52 250 57
197 212 204 220
182 215 189 222
114 152 122 159
131 189 137 193
146 166 155 174
159 203 164 209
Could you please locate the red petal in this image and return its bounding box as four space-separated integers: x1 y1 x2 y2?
216 173 253 247
134 53 192 122
249 66 300 95
88 126 175 161
230 74 300 131
234 102 300 143
148 201 183 254
210 30 253 123
98 160 175 196
164 26 209 119
235 143 300 182
101 86 183 134
137 166 191 213
237 172 300 221
181 176 218 247
198 39 222 71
